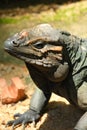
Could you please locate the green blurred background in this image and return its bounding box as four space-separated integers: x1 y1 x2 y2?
0 0 87 64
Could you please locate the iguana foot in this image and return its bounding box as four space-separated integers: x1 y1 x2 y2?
74 112 87 130
6 110 40 130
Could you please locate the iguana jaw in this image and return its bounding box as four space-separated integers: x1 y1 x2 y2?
4 38 62 68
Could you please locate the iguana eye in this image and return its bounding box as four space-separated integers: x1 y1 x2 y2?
33 41 45 49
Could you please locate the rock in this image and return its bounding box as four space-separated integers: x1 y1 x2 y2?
0 78 7 99
0 78 7 88
1 77 26 104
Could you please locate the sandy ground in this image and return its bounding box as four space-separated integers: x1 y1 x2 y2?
0 64 84 130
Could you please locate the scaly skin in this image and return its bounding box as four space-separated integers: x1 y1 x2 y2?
4 24 87 130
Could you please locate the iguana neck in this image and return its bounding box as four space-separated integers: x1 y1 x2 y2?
59 31 81 64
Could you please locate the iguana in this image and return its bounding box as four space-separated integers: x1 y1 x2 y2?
4 24 87 130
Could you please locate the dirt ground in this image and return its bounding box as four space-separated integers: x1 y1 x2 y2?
0 1 87 130
0 59 85 130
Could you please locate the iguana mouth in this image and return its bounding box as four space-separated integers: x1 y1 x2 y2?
5 47 58 67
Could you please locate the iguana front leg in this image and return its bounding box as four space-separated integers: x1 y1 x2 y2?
6 64 51 129
74 112 87 130
74 81 87 130
6 88 50 130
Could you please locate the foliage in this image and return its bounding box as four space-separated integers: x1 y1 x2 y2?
0 1 87 64
0 1 86 24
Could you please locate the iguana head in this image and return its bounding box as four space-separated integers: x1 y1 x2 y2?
4 24 63 68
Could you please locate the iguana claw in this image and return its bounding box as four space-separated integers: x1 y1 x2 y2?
6 110 40 130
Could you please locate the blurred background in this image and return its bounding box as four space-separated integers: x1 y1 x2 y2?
0 0 87 64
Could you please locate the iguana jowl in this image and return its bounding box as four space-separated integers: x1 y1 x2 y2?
4 24 87 130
